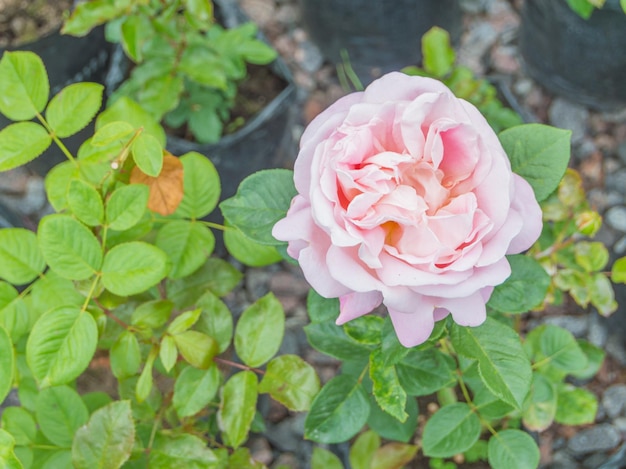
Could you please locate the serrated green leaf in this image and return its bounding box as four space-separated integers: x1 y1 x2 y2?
350 430 381 469
195 291 233 353
344 316 384 345
110 331 141 379
575 241 609 272
120 14 152 63
96 97 166 147
488 430 539 469
220 169 297 245
305 322 374 361
0 286 28 342
369 348 407 422
1 407 36 446
499 124 571 201
368 394 418 443
0 428 24 469
588 273 617 316
422 26 455 77
224 224 282 267
570 339 605 380
311 447 343 469
235 293 285 368
175 152 221 219
304 375 370 444
488 255 550 314
67 179 104 227
0 228 46 284
82 392 113 415
611 257 626 283
38 214 102 280
156 221 215 279
0 51 48 120
422 403 481 458
26 307 98 387
132 133 163 177
136 349 156 404
371 442 419 469
522 373 557 432
539 325 588 372
173 364 221 418
72 401 135 469
44 160 76 211
168 309 201 335
149 433 218 468
173 330 218 369
130 300 173 329
218 371 258 449
91 121 135 147
47 83 104 138
159 335 178 373
105 184 149 231
450 318 532 410
0 122 52 171
554 385 597 425
396 348 456 396
307 289 340 323
101 242 168 296
0 325 13 404
258 355 320 411
36 385 89 447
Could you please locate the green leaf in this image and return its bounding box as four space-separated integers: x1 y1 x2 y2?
0 326 13 405
0 122 52 171
82 392 113 414
72 401 135 469
91 121 134 148
304 375 370 444
574 241 609 272
0 285 28 342
450 318 532 410
396 348 456 396
588 273 617 316
173 364 221 418
422 403 481 458
1 407 36 446
156 221 215 279
344 316 384 345
224 224 282 267
566 0 595 17
218 371 258 449
110 331 141 379
0 228 45 284
235 293 285 368
522 373 557 432
26 307 98 387
38 214 102 280
305 322 374 361
488 430 540 469
611 257 626 283
539 325 588 372
67 179 104 227
368 395 418 443
237 40 278 65
168 309 201 335
307 289 340 323
220 169 297 245
44 161 76 211
0 429 24 469
0 51 48 120
371 443 418 469
105 184 149 231
570 339 605 380
175 152 221 219
350 430 381 469
46 83 104 138
149 433 218 468
101 242 168 296
488 255 551 314
132 133 163 177
258 355 320 411
36 385 89 447
195 291 233 353
96 97 166 147
499 124 571 201
120 14 152 62
136 349 156 404
422 26 455 77
173 330 218 369
369 348 407 422
311 447 343 469
554 384 597 425
130 300 173 329
159 335 178 373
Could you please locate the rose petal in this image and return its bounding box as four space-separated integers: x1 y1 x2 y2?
337 291 384 324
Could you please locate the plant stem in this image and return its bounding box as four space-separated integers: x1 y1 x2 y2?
214 357 264 375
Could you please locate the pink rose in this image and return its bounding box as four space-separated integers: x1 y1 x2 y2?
273 72 542 347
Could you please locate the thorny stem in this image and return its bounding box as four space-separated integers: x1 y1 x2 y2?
214 357 265 375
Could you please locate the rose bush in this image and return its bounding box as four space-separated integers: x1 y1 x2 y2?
273 72 542 346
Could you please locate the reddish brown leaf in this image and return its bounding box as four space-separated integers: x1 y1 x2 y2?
130 153 184 215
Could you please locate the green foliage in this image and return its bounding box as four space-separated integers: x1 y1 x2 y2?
64 0 278 144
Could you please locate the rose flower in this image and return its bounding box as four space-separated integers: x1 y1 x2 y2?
273 72 542 347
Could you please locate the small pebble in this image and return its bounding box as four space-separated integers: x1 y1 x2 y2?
568 424 622 455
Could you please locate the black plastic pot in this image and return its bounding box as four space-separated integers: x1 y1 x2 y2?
138 0 297 204
299 0 463 85
0 26 113 174
519 0 626 111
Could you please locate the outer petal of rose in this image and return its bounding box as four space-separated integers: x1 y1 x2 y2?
326 245 384 293
506 174 543 254
336 291 384 325
363 72 451 104
388 305 436 347
272 196 312 246
436 291 488 327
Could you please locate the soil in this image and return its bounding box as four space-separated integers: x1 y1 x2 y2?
0 0 71 47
